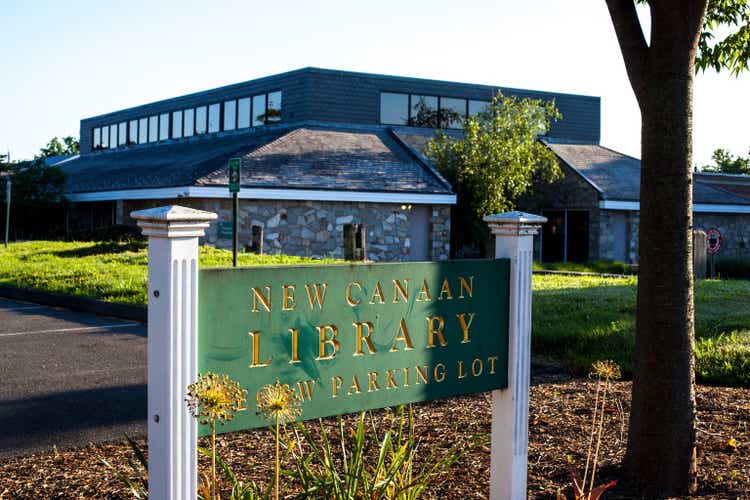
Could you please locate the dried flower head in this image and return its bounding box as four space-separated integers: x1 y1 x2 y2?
186 372 247 425
590 360 622 381
256 380 302 424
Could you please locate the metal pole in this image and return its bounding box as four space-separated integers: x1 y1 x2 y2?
4 178 10 248
232 192 238 267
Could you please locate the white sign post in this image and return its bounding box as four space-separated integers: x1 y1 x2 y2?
134 205 541 500
132 206 217 500
485 211 546 500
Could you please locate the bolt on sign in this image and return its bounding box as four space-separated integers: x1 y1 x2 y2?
198 260 510 434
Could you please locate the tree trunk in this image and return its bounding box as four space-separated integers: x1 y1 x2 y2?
606 1 706 496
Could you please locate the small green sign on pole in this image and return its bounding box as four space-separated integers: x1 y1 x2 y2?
228 158 241 267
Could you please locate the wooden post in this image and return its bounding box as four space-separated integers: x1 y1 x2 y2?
484 211 545 500
131 205 217 500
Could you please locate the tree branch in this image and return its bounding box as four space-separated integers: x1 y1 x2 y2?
606 0 649 104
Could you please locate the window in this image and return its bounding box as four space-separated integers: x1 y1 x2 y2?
468 100 491 117
128 120 138 144
344 224 367 261
101 126 109 148
109 125 117 148
172 111 182 139
252 95 266 126
118 122 127 146
159 113 169 141
237 97 251 128
267 91 282 123
183 108 194 137
223 100 236 131
208 103 220 133
148 115 158 142
440 97 466 129
195 106 207 134
93 128 101 150
410 95 438 127
380 92 408 125
138 118 148 144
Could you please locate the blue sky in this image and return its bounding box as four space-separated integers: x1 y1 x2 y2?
1 0 748 165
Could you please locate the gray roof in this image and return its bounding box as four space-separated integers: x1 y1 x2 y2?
60 124 452 195
546 141 750 205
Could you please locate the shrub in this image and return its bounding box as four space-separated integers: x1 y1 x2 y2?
715 256 750 280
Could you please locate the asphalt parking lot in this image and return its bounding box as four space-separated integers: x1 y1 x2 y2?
0 298 147 459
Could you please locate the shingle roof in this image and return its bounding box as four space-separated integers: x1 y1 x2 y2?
60 124 453 195
545 141 750 206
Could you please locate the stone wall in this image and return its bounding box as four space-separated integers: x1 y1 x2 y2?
597 210 639 263
694 212 750 258
118 198 451 262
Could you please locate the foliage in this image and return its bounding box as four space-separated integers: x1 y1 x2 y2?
701 148 750 174
0 241 339 306
531 274 750 386
715 256 750 280
695 332 750 386
98 435 149 499
696 0 750 76
287 406 468 499
533 259 636 276
426 91 562 256
37 136 79 159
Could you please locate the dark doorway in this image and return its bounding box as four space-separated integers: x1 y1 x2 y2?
542 210 564 262
566 210 589 262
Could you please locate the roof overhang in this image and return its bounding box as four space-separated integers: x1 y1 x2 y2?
65 186 457 205
600 200 750 214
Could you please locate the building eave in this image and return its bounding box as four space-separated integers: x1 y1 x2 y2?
600 200 750 214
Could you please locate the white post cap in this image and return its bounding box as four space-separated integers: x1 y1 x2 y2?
131 205 217 238
483 211 547 236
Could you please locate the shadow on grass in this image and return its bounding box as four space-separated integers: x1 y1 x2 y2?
51 240 147 258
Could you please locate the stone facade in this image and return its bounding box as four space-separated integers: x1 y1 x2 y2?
693 213 750 257
597 210 639 263
118 198 451 262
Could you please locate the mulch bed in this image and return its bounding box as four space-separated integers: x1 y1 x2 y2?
1 368 748 499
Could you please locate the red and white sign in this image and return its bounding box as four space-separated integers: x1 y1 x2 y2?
706 227 722 255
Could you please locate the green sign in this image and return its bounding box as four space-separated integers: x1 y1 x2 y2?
198 259 510 435
217 221 233 239
228 158 241 193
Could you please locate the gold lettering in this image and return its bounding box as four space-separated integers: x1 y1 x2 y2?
331 376 344 398
471 358 483 377
456 312 476 344
386 369 398 389
426 316 448 348
251 286 271 312
297 380 316 401
369 282 386 304
415 279 432 302
289 328 300 364
458 276 474 298
434 363 446 382
348 374 362 395
487 355 499 374
390 319 415 352
457 360 468 379
346 281 362 306
368 371 380 392
305 283 328 309
352 321 377 356
393 279 409 303
316 325 340 360
248 331 272 367
437 278 453 300
415 365 428 384
282 285 296 311
403 367 410 387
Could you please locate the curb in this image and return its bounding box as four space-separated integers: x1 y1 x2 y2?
0 285 147 323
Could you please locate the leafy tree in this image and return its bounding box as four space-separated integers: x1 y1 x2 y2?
701 148 750 174
427 92 562 256
38 136 79 159
605 0 749 495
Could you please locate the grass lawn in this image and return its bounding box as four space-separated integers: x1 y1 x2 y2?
0 241 337 306
1 241 748 386
533 274 750 386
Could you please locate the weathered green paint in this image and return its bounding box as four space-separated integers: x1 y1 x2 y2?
228 157 241 193
198 259 509 435
217 221 233 239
